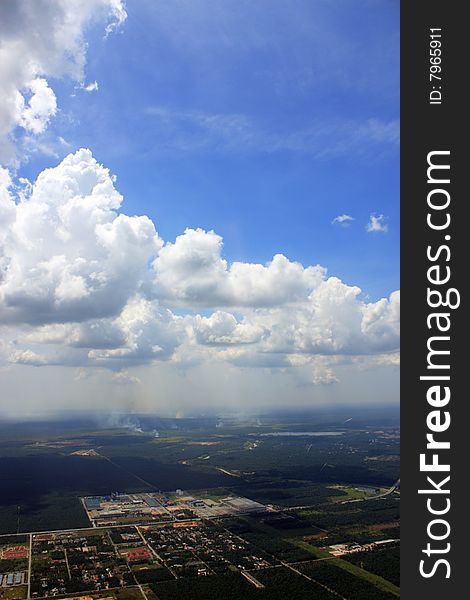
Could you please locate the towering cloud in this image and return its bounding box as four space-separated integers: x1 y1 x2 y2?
1 149 399 385
0 149 160 325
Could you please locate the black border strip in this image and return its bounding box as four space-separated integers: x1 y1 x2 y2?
401 2 466 597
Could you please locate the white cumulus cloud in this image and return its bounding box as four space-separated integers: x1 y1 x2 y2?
192 311 264 346
153 228 325 308
17 78 57 135
366 213 388 233
82 81 99 93
0 149 161 325
332 214 354 226
0 0 126 163
1 150 400 386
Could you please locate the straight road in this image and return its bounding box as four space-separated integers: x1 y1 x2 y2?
27 533 32 599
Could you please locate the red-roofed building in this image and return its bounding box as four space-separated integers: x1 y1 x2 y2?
127 547 152 561
1 546 28 559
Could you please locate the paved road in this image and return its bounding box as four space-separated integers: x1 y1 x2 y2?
137 583 149 600
136 526 180 580
341 479 400 504
27 533 32 599
216 521 345 599
0 517 202 538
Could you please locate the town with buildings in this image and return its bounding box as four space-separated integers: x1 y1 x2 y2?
0 496 275 600
82 493 267 528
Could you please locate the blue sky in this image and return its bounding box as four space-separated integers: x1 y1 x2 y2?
22 0 399 301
